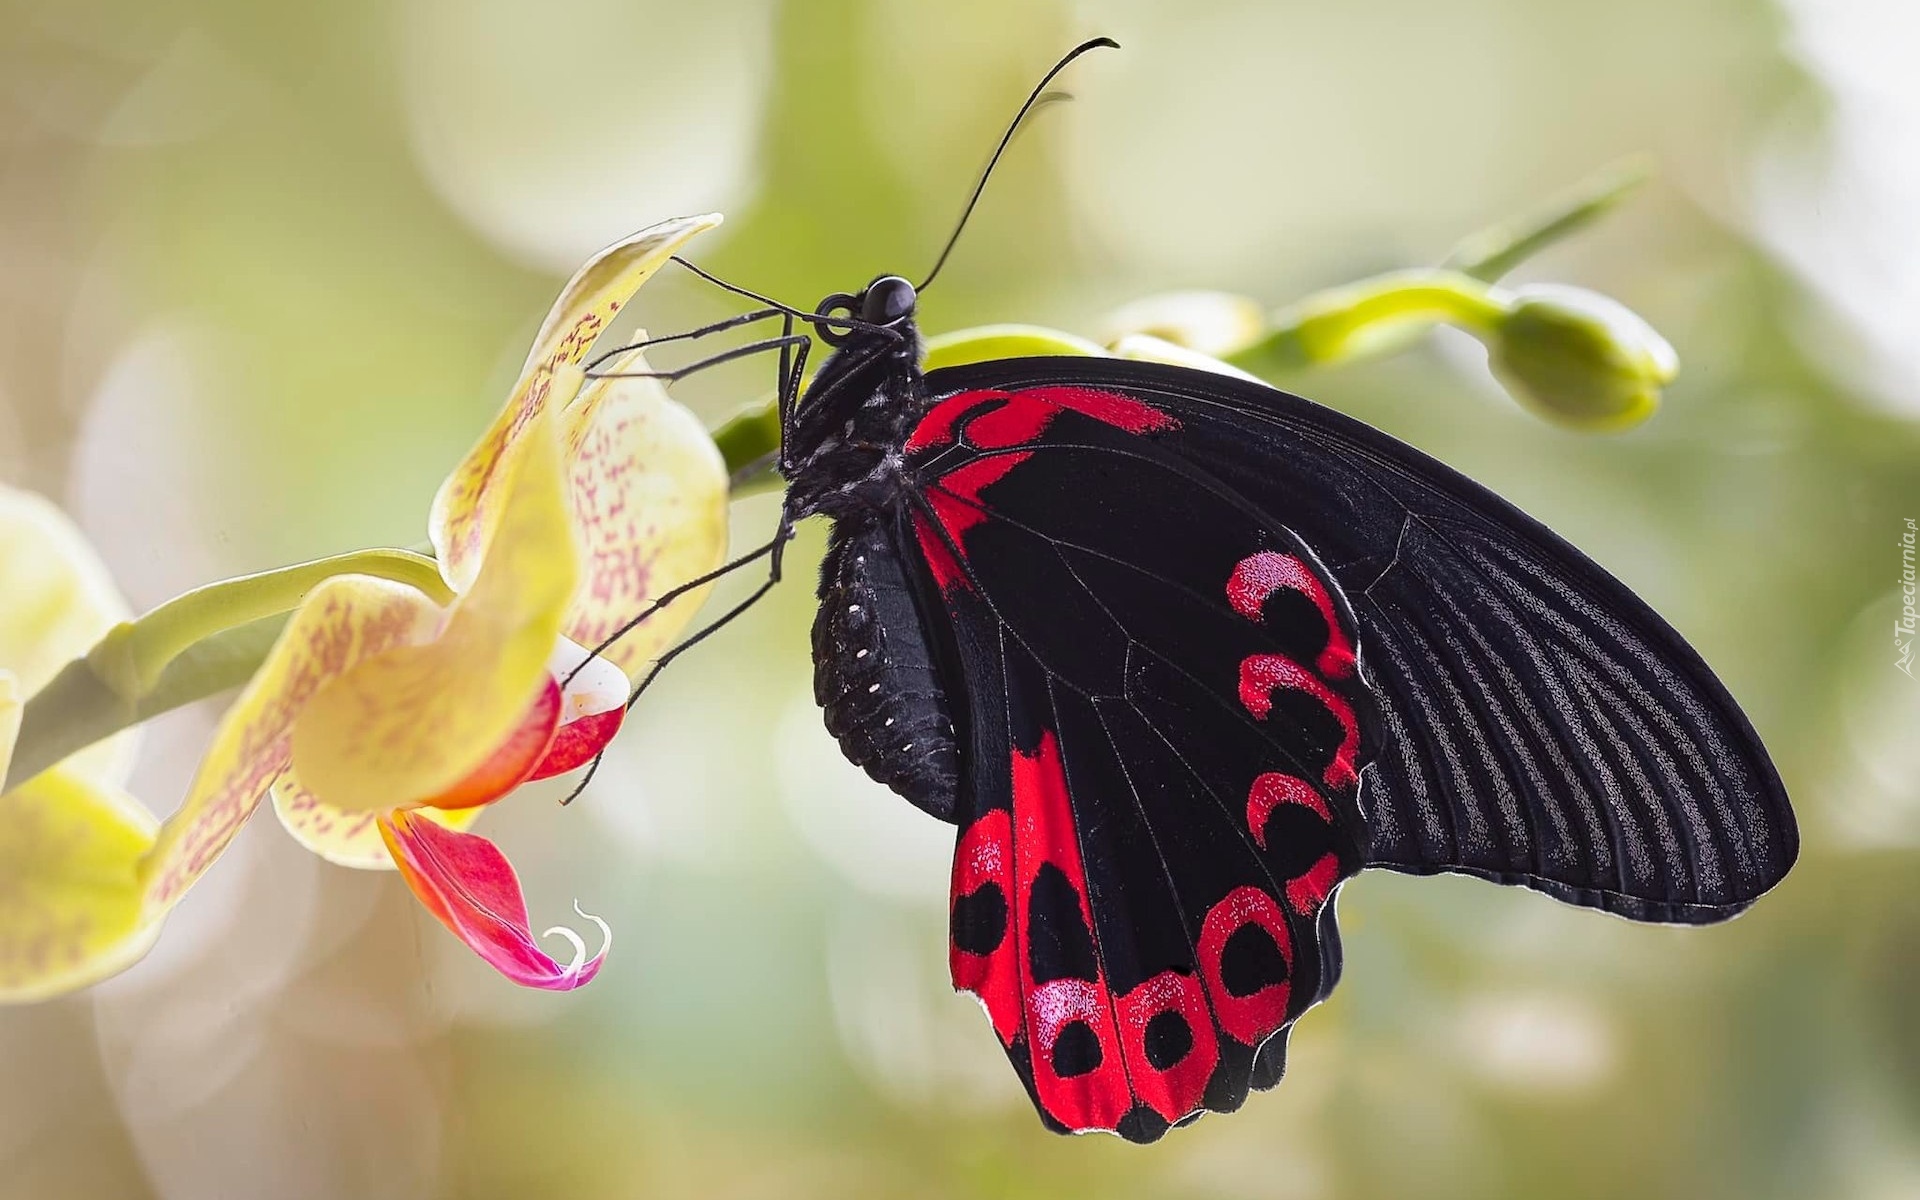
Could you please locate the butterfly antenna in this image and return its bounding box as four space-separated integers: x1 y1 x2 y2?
916 36 1119 292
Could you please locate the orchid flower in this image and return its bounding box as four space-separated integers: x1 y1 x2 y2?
0 486 152 1000
0 214 729 998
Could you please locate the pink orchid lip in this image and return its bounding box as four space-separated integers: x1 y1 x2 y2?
527 642 629 782
380 808 608 990
421 675 565 811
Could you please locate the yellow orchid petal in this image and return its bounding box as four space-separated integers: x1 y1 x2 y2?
431 214 721 593
0 764 161 1002
559 344 729 675
0 485 130 693
0 485 140 788
271 772 481 870
140 575 442 912
290 412 579 812
0 672 18 778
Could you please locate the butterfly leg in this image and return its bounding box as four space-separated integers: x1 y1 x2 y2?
585 333 812 385
582 306 788 373
621 523 792 712
555 527 794 806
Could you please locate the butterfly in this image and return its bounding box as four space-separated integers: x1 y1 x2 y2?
606 39 1796 1143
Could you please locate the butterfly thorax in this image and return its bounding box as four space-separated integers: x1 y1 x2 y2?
779 282 929 526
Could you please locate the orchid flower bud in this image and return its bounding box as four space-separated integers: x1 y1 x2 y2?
1489 284 1677 431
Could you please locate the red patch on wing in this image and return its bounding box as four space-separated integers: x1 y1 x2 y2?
907 385 1179 456
929 454 1028 539
910 386 1177 598
963 394 1056 449
1019 386 1181 435
1197 886 1294 1045
1237 654 1360 790
904 391 997 452
1009 730 1131 1133
951 808 1019 1045
1226 551 1355 679
913 512 969 594
920 453 1030 594
1285 854 1342 917
1116 970 1219 1124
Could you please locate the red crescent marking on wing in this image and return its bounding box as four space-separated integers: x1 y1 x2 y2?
1237 654 1360 790
1115 970 1219 1123
1226 551 1356 679
1197 886 1294 1046
1011 729 1130 1133
1284 854 1342 916
1245 772 1328 851
950 808 1019 1045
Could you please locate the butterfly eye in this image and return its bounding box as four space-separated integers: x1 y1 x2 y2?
860 276 917 325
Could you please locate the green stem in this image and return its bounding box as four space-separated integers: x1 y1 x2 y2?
87 548 450 700
714 403 782 487
1444 156 1649 282
1230 269 1509 376
5 548 449 792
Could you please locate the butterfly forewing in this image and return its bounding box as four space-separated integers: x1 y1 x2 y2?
917 359 1796 925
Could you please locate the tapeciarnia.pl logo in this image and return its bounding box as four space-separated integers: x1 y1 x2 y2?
1899 517 1917 678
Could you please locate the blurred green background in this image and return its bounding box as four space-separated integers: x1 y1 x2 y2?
2 0 1917 1196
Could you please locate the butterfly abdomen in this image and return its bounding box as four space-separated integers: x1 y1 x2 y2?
812 514 960 822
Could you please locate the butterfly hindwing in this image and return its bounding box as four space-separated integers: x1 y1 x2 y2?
917 358 1796 926
911 384 1368 1139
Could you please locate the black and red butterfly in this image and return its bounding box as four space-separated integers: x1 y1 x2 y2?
598 39 1795 1142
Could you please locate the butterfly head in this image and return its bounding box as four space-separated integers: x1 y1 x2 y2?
811 275 917 347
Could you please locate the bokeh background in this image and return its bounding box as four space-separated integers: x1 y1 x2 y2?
2 0 1917 1196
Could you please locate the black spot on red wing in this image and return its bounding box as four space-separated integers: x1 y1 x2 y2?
1116 1106 1173 1145
952 884 1008 956
1143 1010 1195 1071
1028 863 1099 984
1260 804 1338 880
1198 887 1295 1044
1114 969 1220 1127
1026 977 1130 1131
950 807 1019 1045
1051 1021 1104 1077
1220 925 1290 997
